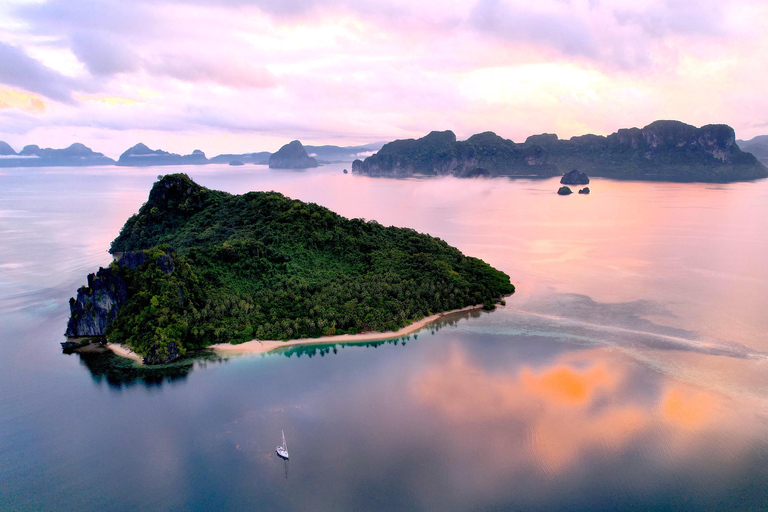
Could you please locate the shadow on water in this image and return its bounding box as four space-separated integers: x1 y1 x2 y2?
66 348 230 389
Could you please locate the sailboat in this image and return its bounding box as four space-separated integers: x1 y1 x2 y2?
276 430 289 460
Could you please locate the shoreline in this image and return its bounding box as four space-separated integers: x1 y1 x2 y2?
210 303 488 357
106 343 144 365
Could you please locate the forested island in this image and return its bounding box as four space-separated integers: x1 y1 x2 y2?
352 121 768 182
65 174 514 364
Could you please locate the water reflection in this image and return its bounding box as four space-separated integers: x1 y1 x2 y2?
67 348 230 388
413 345 758 481
271 309 486 358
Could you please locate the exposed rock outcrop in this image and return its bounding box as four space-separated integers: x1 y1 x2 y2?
65 250 182 364
269 140 318 169
561 169 590 185
65 267 128 337
578 187 590 194
557 186 573 196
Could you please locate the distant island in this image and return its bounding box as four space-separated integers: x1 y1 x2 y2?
352 121 768 183
269 140 318 169
0 142 115 167
0 139 384 169
65 174 514 364
351 130 558 178
737 135 768 165
117 143 208 166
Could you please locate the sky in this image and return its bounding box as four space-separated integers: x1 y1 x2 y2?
0 0 767 157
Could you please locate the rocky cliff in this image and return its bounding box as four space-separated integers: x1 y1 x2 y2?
269 140 318 169
65 250 183 365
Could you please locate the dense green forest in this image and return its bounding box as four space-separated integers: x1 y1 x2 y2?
99 174 514 362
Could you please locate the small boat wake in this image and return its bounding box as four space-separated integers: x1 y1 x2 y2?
505 308 768 362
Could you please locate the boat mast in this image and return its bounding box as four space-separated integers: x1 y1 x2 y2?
282 430 287 451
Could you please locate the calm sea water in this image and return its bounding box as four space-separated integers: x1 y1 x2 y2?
2 164 768 511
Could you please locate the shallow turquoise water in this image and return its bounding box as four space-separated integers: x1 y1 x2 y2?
2 165 768 511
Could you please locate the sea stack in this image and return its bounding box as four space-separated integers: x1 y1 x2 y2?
268 140 318 169
557 186 573 195
561 169 590 185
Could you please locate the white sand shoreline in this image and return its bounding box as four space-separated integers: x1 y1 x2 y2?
106 343 144 365
102 298 508 363
210 303 488 357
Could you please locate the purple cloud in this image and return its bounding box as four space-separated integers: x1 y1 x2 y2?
0 42 80 103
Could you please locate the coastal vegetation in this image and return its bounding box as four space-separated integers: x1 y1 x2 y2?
68 174 514 363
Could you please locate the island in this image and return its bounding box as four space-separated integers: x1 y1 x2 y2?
578 187 590 194
117 143 209 166
208 151 271 165
351 130 557 178
352 121 768 183
65 174 514 364
560 169 589 185
0 142 115 167
557 186 573 195
737 135 768 165
268 140 319 169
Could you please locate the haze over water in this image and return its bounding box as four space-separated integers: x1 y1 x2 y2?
2 164 768 510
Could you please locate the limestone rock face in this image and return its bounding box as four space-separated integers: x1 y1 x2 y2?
65 251 175 336
561 169 590 185
65 267 128 337
269 140 318 169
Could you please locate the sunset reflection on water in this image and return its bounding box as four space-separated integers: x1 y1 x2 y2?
414 344 757 481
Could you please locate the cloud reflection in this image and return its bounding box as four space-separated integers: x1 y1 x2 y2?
414 345 746 477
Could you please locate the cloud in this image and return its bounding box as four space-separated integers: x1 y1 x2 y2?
1 0 768 150
70 32 139 76
470 0 599 59
0 42 79 103
467 0 737 70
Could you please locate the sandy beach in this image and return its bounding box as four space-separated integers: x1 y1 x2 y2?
106 343 144 365
210 303 487 356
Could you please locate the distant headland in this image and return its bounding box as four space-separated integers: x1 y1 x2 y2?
0 142 115 167
352 121 768 183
